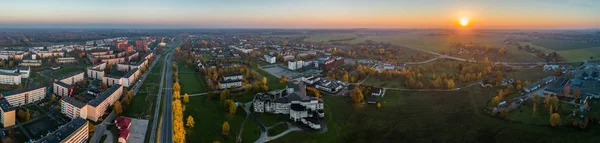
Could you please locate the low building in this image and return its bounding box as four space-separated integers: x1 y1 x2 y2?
57 71 85 85
86 85 123 122
58 57 78 64
61 97 88 119
523 76 556 92
264 54 276 64
20 59 42 67
371 88 383 97
36 118 89 143
0 86 46 107
53 82 74 97
367 96 378 104
19 66 30 78
0 98 15 127
219 73 243 89
121 68 140 87
115 116 132 143
301 75 321 85
253 82 324 130
36 51 64 58
315 79 344 93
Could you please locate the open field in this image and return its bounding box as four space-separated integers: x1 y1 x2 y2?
271 87 600 142
253 60 286 90
303 33 363 44
507 101 576 126
520 42 600 61
176 60 207 94
124 55 164 119
531 38 600 50
52 64 86 76
183 96 249 143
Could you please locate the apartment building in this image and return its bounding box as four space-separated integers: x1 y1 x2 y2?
0 98 15 127
0 50 27 60
36 118 89 143
19 66 30 78
61 97 88 119
86 85 123 122
20 59 42 67
102 75 123 86
36 51 64 58
121 68 140 87
53 82 74 97
0 86 46 107
57 71 85 85
58 57 77 64
117 59 147 71
0 72 21 85
86 68 105 80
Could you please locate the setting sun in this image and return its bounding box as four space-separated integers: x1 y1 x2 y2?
459 17 470 27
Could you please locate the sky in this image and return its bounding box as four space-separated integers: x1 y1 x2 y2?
0 0 598 29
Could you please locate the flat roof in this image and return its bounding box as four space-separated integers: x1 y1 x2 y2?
62 97 86 108
123 68 139 78
37 118 87 143
88 85 121 107
54 81 73 88
0 98 14 111
0 71 20 76
57 71 84 81
1 86 44 97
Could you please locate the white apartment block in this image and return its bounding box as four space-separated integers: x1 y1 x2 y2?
102 75 123 86
121 68 140 87
86 85 123 122
53 82 74 97
58 71 85 85
36 51 64 58
86 68 105 80
61 97 88 119
0 72 21 85
36 118 89 143
0 86 46 107
58 57 77 64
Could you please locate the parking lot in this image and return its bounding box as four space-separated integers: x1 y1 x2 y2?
262 66 301 79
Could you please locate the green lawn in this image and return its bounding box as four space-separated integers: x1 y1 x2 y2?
52 64 86 76
507 101 575 126
176 60 207 94
124 54 164 118
253 60 286 90
184 96 248 143
271 87 600 142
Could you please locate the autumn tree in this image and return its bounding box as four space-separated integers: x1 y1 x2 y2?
342 72 349 82
173 90 181 99
51 94 56 103
533 102 537 114
222 121 230 135
446 79 455 89
173 82 181 92
533 93 540 103
114 101 123 115
280 75 286 84
220 89 230 101
306 87 321 98
183 93 189 103
377 103 381 109
549 113 561 127
563 85 570 97
490 96 502 107
573 87 581 102
172 99 185 143
186 115 195 128
496 71 503 82
127 90 134 102
228 102 237 115
349 88 364 104
262 77 267 85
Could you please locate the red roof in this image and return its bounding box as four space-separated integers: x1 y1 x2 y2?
115 116 132 130
119 128 130 140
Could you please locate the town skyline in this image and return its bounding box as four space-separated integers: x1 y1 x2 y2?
1 0 599 29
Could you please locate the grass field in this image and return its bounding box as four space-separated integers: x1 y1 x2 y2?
269 87 600 142
253 60 286 90
507 101 576 126
176 60 207 94
519 42 600 61
531 38 600 50
52 64 86 76
124 53 165 118
303 33 362 44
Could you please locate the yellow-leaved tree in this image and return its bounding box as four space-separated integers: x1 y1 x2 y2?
186 115 195 128
222 121 230 135
183 93 189 103
549 113 561 127
113 101 122 115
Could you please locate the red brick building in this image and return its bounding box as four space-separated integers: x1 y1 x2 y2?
119 44 134 53
135 40 148 51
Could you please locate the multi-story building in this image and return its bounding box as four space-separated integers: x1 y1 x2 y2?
0 51 28 60
19 66 30 78
57 71 85 85
135 40 149 51
264 54 276 64
61 97 88 119
0 72 21 85
86 85 123 122
219 73 243 89
20 59 42 67
121 68 140 87
288 60 304 70
119 44 134 53
125 52 139 62
53 82 74 97
143 52 154 60
315 79 345 93
101 57 126 65
0 86 46 107
117 60 147 71
36 118 89 143
0 98 15 127
36 51 64 58
89 62 107 70
102 75 123 86
86 68 105 80
58 57 77 64
253 82 324 130
301 75 321 85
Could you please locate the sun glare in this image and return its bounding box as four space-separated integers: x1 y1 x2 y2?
459 17 470 27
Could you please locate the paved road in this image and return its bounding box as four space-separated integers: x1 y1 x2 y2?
161 50 175 143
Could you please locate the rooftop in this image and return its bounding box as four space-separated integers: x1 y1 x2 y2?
0 98 14 111
57 71 84 81
123 68 139 78
88 85 122 107
62 97 86 108
54 81 73 88
1 86 44 97
37 118 87 143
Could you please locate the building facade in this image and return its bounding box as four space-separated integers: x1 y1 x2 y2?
54 82 75 97
0 72 21 85
37 118 89 143
0 98 15 127
0 86 46 107
58 71 85 85
61 97 88 119
86 85 123 122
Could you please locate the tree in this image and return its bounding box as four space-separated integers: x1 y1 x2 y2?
228 102 237 115
173 90 181 99
89 123 95 133
186 115 195 128
533 102 537 114
349 88 364 104
496 71 503 82
549 113 561 127
183 93 189 103
222 121 230 135
563 85 570 97
490 96 501 107
220 89 230 101
280 75 286 84
51 94 56 103
127 90 134 102
446 79 455 89
342 72 349 82
306 87 321 98
377 103 381 109
262 77 267 85
114 101 123 115
573 87 581 102
173 82 181 92
533 93 540 103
